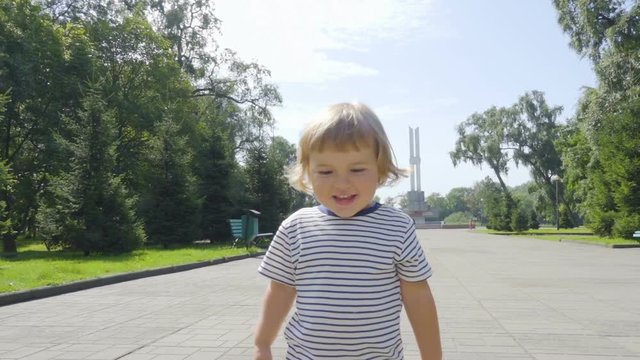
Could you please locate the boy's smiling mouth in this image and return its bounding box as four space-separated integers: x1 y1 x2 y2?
333 194 357 205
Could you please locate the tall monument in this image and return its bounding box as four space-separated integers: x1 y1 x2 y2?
406 127 435 223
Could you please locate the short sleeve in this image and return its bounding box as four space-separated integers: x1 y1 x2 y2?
395 221 432 282
258 225 296 287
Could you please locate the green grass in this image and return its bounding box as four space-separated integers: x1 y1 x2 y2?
0 240 258 294
480 227 640 247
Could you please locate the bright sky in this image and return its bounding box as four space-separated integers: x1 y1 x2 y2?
214 0 596 200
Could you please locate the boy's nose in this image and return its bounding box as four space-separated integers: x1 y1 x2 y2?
334 173 351 188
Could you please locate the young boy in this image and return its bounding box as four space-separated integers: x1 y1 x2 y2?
253 103 442 359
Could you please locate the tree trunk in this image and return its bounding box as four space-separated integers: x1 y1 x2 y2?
1 189 17 253
2 233 17 253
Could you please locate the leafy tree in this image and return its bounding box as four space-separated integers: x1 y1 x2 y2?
193 112 236 242
528 209 540 230
86 12 194 192
147 0 219 78
0 159 14 238
267 136 313 215
0 94 13 239
244 141 285 233
139 115 199 248
553 0 637 63
559 204 575 229
553 0 640 237
510 202 529 233
555 117 590 224
426 193 448 220
398 193 409 210
445 187 473 215
444 211 473 225
38 0 142 23
507 91 575 221
583 97 640 237
0 0 70 252
147 0 282 157
451 106 514 194
39 89 145 254
473 177 515 231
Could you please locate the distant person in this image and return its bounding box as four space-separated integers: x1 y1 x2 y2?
253 103 442 359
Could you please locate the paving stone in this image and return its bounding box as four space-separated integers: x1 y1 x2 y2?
0 229 639 359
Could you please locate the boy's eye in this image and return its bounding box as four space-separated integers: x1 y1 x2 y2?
317 170 333 175
351 168 366 173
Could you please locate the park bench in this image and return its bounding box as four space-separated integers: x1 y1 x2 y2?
228 209 273 250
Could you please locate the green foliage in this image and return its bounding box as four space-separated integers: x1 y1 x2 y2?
139 116 199 248
553 1 640 239
510 206 529 233
193 123 236 242
486 193 517 231
38 90 145 254
528 209 540 230
450 107 512 193
444 211 473 225
612 213 640 239
578 94 640 237
268 136 310 215
0 95 14 237
2 0 283 255
473 177 503 225
244 143 285 233
553 0 638 63
0 160 15 236
588 209 615 237
559 204 574 229
426 193 448 219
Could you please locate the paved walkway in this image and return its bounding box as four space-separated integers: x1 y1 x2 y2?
1 229 639 359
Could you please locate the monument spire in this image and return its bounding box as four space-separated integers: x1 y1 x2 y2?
406 126 434 224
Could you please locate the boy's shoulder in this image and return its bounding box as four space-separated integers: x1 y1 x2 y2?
280 206 321 226
376 204 414 224
280 204 413 225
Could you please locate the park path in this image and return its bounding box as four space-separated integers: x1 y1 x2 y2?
1 229 639 359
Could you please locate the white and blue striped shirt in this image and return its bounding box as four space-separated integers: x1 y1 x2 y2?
258 203 432 359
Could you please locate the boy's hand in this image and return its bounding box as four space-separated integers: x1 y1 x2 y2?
253 345 272 360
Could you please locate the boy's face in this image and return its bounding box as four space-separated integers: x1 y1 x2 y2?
308 145 379 218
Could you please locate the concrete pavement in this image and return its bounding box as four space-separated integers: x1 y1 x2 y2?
1 229 639 359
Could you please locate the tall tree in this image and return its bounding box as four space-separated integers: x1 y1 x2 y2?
192 103 236 242
451 106 514 194
507 91 574 224
553 0 640 237
267 136 313 216
139 114 199 248
0 94 14 239
553 0 637 63
147 0 282 155
244 141 283 233
0 0 70 252
38 88 145 254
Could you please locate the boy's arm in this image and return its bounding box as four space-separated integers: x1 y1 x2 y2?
401 279 442 360
253 280 296 359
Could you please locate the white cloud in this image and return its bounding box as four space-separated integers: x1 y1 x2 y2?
214 0 435 83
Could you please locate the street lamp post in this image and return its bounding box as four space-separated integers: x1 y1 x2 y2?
551 175 561 230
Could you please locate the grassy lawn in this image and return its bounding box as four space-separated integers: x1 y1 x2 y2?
0 239 258 294
480 227 640 247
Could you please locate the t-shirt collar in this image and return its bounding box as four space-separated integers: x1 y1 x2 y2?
317 202 381 217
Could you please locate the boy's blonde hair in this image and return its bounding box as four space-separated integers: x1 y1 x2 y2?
287 102 408 194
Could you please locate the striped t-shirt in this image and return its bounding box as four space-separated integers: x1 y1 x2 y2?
258 203 432 359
